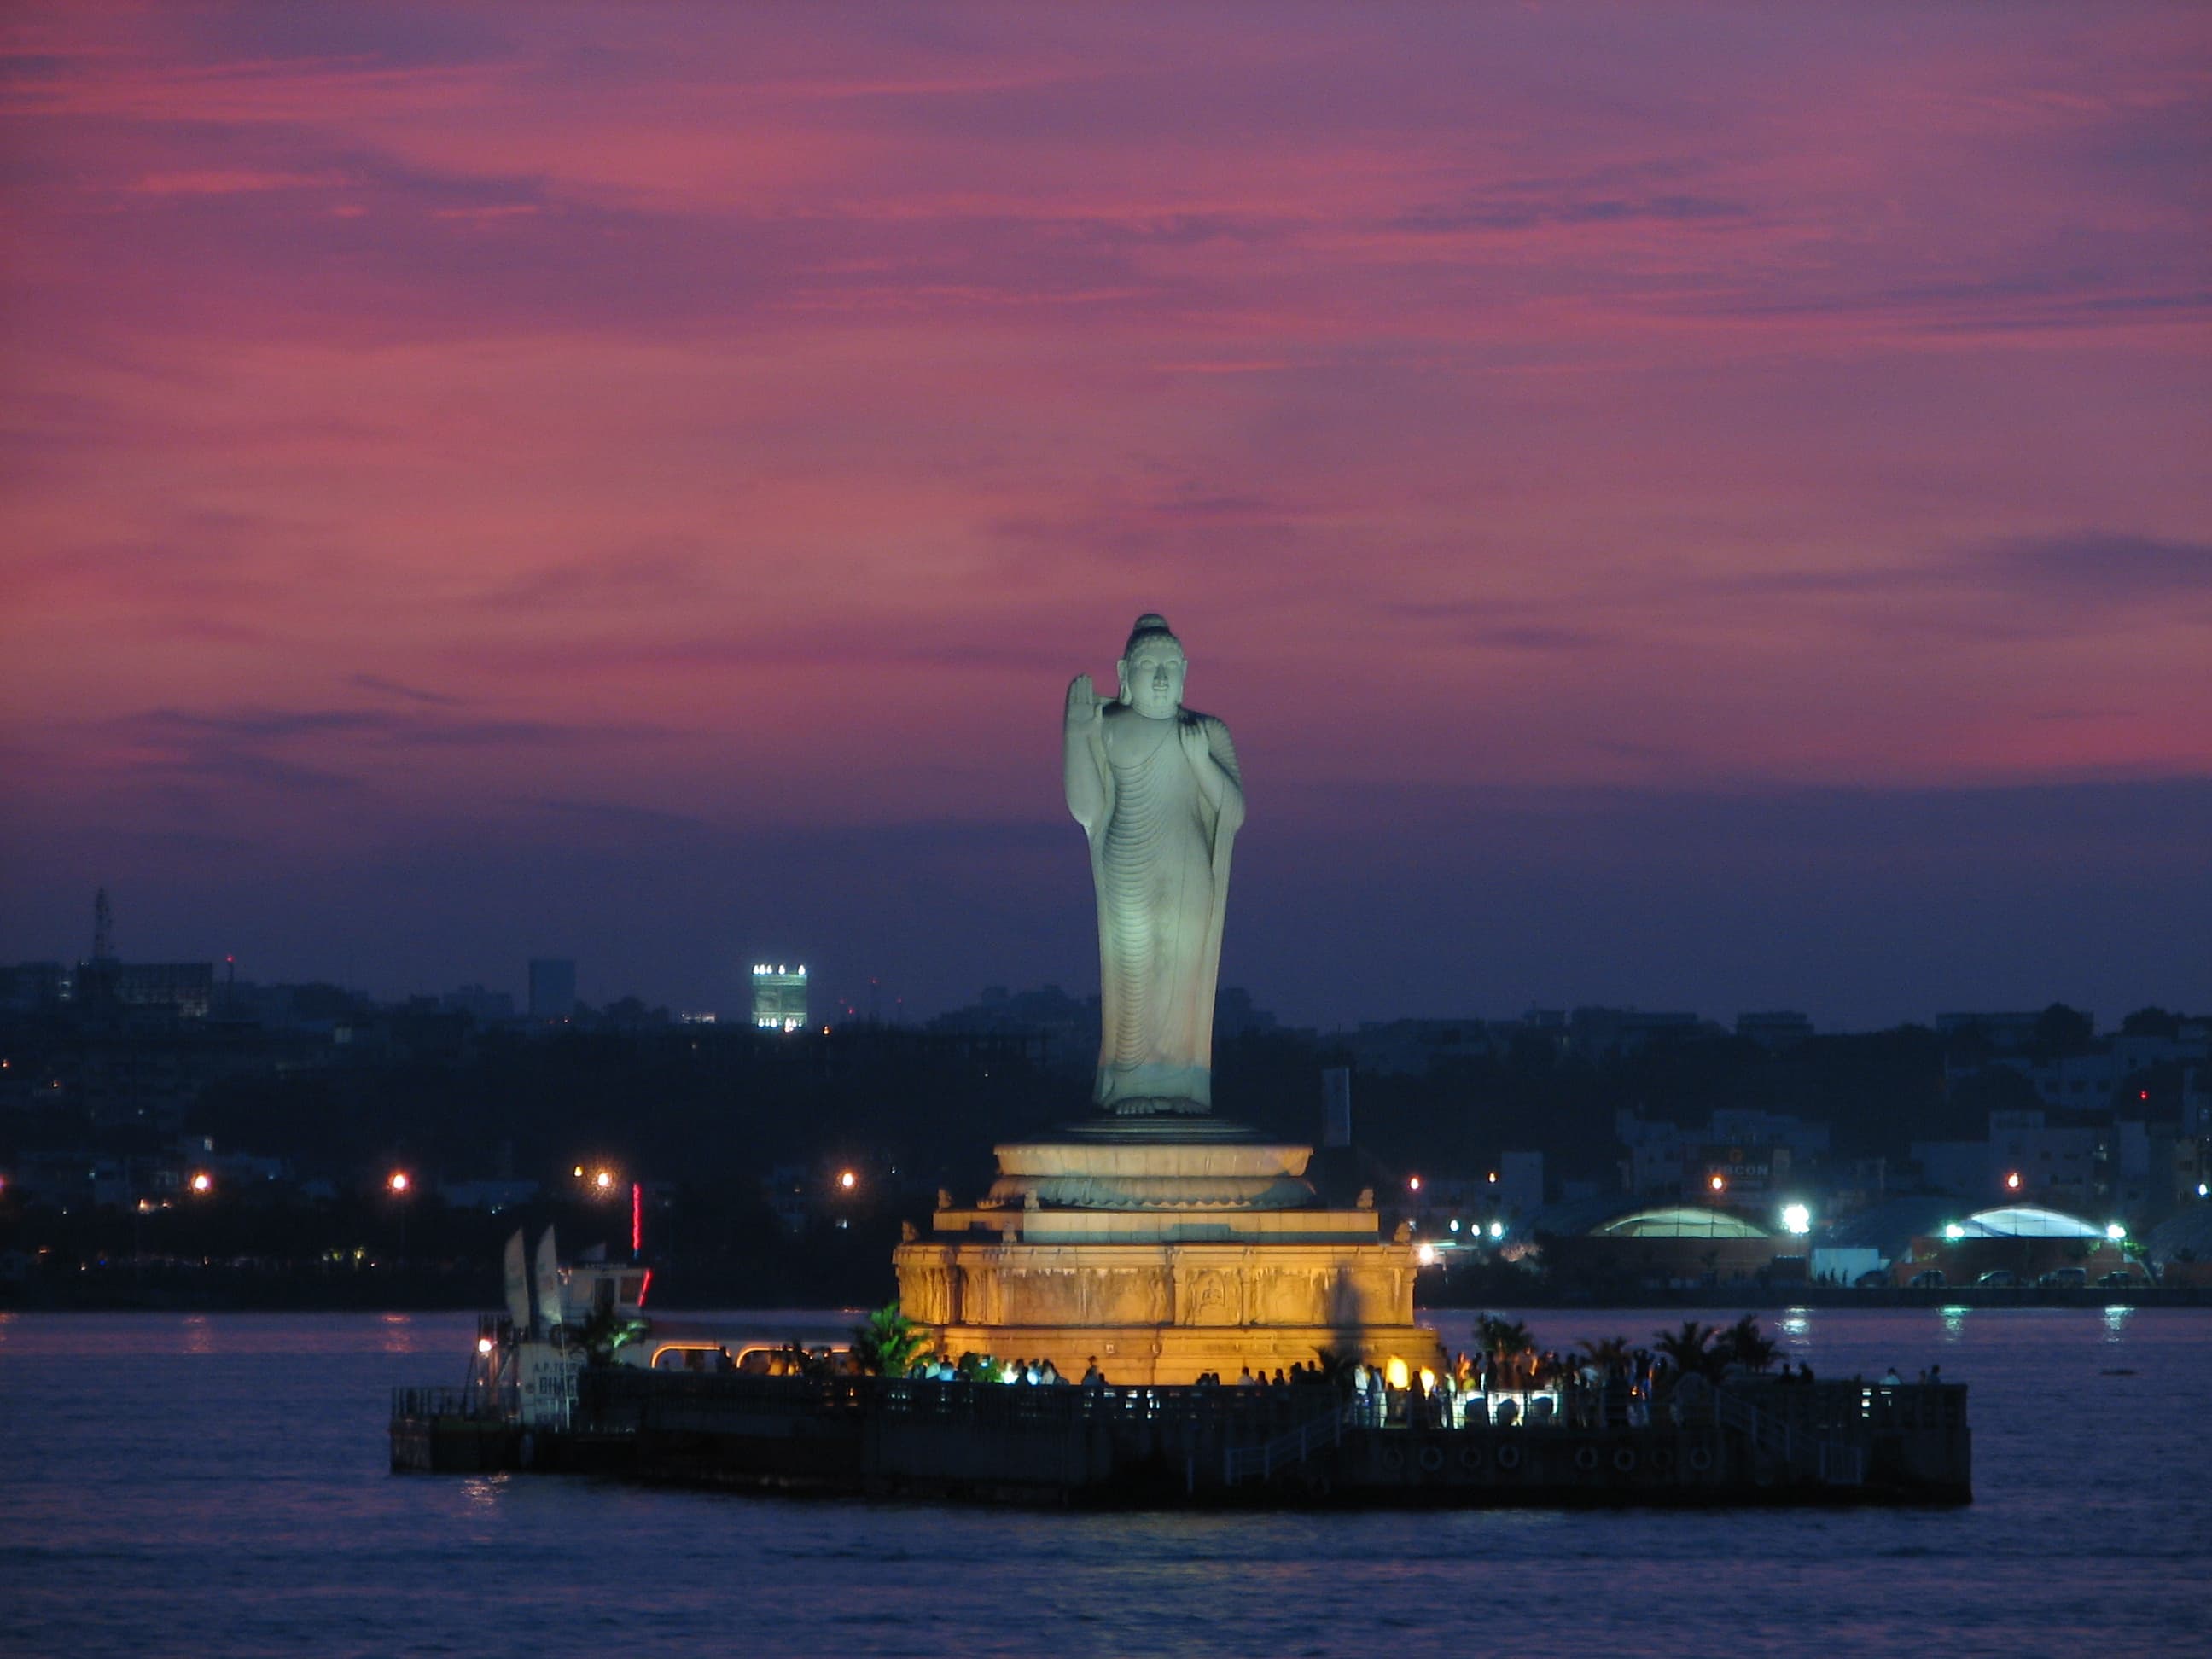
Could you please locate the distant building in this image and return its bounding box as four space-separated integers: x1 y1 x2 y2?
440 984 515 1023
1568 1006 1710 1060
108 963 215 1019
1216 987 1278 1039
1736 1010 1814 1051
1347 1018 1499 1075
752 963 808 1033
1320 1068 1351 1149
1935 1011 2053 1051
1912 1109 2101 1209
0 962 67 1010
527 958 577 1022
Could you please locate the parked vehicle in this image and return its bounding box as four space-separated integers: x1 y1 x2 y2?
1976 1269 2019 1288
1907 1269 1946 1289
2037 1267 2087 1288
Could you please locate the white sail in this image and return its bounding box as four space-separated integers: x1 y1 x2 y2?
533 1226 563 1335
502 1227 530 1330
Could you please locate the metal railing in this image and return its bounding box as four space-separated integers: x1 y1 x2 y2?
1223 1401 1353 1485
391 1383 515 1423
1714 1388 1865 1486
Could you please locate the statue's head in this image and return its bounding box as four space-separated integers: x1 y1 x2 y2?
1118 613 1186 719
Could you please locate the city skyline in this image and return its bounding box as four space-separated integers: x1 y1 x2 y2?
3 4 2207 1029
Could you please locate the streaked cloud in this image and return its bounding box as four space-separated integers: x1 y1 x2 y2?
1 3 2205 1023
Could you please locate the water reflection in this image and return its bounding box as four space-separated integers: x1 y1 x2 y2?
463 1476 507 1511
183 1312 213 1354
1780 1309 1811 1348
2103 1304 2133 1342
1940 1306 1970 1340
381 1312 416 1354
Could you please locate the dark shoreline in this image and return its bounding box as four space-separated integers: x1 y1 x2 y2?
7 1278 2207 1314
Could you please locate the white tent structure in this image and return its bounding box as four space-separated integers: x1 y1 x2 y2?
1943 1205 2114 1240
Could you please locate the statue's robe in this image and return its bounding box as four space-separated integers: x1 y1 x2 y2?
1069 706 1243 1114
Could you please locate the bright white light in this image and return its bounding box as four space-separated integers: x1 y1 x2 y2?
1448 1219 1460 1232
189 1172 212 1194
476 1336 494 1355
2199 1183 2209 1198
1781 1203 1811 1236
594 1169 614 1190
1416 1243 1437 1266
1943 1223 1964 1241
837 1170 857 1190
387 1171 410 1194
1407 1175 1421 1191
2105 1222 2126 1241
1487 1220 1505 1240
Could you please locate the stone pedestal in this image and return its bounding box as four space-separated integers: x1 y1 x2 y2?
894 1119 1442 1385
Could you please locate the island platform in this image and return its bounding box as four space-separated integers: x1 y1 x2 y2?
391 1367 1970 1507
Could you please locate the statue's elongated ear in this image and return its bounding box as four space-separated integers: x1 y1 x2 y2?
1115 657 1130 702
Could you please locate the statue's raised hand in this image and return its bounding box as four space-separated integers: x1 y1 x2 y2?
1177 718 1211 769
1066 674 1102 728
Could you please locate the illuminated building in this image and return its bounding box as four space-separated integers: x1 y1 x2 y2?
751 963 807 1033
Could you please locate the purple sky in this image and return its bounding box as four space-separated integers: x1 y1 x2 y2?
3 3 2208 1027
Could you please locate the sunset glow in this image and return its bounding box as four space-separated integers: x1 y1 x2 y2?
3 5 2205 1025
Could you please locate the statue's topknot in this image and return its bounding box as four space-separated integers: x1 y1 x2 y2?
1124 613 1181 658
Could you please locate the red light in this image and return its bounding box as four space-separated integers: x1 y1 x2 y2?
632 1182 643 1256
637 1267 652 1307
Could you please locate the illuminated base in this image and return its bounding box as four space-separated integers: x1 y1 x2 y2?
894 1123 1444 1385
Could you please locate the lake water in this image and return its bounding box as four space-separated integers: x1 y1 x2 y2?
2 1305 2206 1657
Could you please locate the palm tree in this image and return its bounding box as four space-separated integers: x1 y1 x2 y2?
573 1305 648 1367
1654 1318 1724 1381
848 1301 929 1377
1311 1345 1359 1393
1575 1334 1632 1372
1476 1314 1535 1364
1714 1313 1778 1373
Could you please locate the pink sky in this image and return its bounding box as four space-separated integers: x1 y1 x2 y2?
3 3 2208 1025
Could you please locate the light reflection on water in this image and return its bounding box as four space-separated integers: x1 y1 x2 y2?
0 1307 2204 1659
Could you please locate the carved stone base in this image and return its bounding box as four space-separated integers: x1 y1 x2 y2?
898 1115 1446 1385
895 1231 1444 1385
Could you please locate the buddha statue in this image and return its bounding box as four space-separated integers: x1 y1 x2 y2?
1063 614 1244 1115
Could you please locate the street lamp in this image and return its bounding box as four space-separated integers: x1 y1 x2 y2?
837 1169 858 1192
189 1172 212 1195
387 1170 412 1262
1781 1202 1812 1236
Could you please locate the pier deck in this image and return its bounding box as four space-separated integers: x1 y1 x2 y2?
393 1372 1970 1506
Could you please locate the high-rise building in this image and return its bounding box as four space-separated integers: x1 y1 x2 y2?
752 963 807 1033
527 958 577 1022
